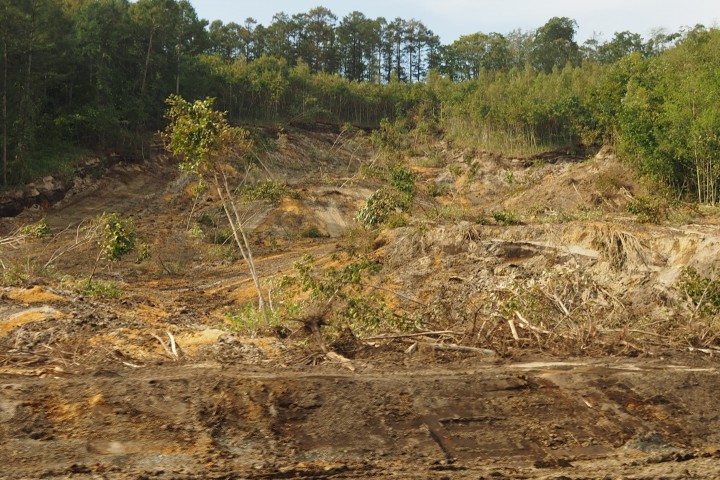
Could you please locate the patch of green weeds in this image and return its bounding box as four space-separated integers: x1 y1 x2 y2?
205 244 238 262
417 151 445 168
627 196 666 224
342 226 378 257
492 210 520 225
384 212 408 228
447 164 462 178
19 218 51 238
238 180 289 204
1 263 31 286
227 301 299 337
677 268 720 316
428 183 450 197
302 226 324 238
188 224 204 239
504 170 515 185
76 278 122 298
135 242 151 263
388 166 416 196
436 204 471 222
212 228 233 245
196 213 216 227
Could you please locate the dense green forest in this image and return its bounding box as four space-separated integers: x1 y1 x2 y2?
1 0 718 202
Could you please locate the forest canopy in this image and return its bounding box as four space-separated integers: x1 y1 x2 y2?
0 0 718 202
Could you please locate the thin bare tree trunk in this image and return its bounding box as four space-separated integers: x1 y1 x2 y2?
213 171 268 320
141 28 154 99
176 10 183 94
2 38 7 186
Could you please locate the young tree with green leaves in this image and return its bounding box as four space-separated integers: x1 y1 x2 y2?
163 95 268 318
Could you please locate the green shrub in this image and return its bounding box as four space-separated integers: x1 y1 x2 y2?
492 210 520 225
627 196 665 223
98 213 137 261
677 268 720 316
302 226 323 238
77 278 122 298
196 213 216 227
356 188 410 227
19 219 51 238
212 228 233 244
388 166 416 196
357 166 417 228
239 180 289 204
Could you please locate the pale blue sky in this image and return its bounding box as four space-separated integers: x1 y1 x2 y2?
190 0 719 44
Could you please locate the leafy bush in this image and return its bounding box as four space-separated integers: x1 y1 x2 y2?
76 278 122 298
492 210 520 225
98 213 137 261
388 166 416 196
302 226 324 238
356 188 411 227
238 180 289 204
357 166 417 228
627 196 665 223
19 219 51 238
677 268 720 316
290 254 409 334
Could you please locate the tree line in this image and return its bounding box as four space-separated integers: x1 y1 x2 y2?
0 0 718 204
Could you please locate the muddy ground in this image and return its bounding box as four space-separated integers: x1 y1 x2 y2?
2 128 720 479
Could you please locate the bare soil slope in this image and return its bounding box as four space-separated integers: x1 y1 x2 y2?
2 130 720 479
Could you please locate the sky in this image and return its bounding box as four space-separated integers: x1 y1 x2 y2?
190 0 719 44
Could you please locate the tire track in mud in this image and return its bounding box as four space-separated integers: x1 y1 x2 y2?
2 360 719 479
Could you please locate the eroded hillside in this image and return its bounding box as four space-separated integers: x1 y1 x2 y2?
1 128 720 479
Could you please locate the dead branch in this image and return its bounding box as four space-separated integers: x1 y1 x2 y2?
514 311 550 335
43 233 94 270
507 318 520 341
420 342 496 356
167 331 178 357
325 351 355 371
150 332 178 360
0 233 27 248
599 328 668 339
362 330 463 341
357 282 428 307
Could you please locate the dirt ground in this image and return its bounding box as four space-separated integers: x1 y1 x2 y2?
2 129 720 479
